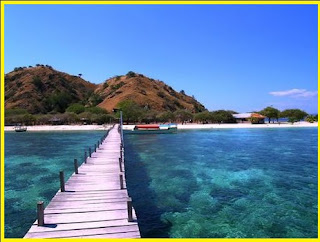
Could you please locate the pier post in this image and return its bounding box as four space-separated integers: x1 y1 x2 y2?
127 197 133 222
89 148 91 157
119 157 122 172
84 151 87 163
120 173 124 189
37 201 44 226
59 171 65 192
94 144 96 152
97 140 99 148
74 159 78 174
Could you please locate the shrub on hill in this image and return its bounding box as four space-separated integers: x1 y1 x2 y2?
126 71 136 78
45 92 73 113
32 76 44 91
88 93 104 106
5 108 29 116
86 106 108 114
103 82 109 89
66 103 85 114
111 82 125 90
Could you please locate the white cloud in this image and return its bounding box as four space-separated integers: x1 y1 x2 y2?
295 91 318 97
269 89 317 98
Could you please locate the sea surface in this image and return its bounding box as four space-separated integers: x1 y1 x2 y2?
4 127 318 238
4 130 106 238
124 127 318 238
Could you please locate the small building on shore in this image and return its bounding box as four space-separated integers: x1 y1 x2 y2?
233 113 266 124
49 117 62 125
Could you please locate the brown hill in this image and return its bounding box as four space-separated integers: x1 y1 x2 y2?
96 72 206 113
5 65 97 114
5 67 206 114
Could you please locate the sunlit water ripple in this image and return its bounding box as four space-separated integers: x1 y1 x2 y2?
124 127 317 238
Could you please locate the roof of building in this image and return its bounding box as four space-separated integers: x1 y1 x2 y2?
251 113 266 119
233 113 252 119
233 113 266 119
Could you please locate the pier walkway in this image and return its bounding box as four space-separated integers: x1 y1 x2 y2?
24 124 140 238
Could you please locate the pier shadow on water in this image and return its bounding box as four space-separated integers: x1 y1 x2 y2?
124 135 171 238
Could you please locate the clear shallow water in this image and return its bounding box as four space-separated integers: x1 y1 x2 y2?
5 131 106 238
124 128 318 238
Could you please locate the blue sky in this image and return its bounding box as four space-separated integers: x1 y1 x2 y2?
4 4 318 113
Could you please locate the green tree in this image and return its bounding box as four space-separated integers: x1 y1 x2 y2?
260 106 280 123
58 112 79 124
46 92 72 113
142 110 159 124
79 112 93 124
22 114 36 125
157 111 175 123
210 110 236 123
34 114 53 125
66 103 85 114
280 109 308 123
174 110 193 124
117 100 144 124
305 115 317 123
91 114 115 124
194 111 212 124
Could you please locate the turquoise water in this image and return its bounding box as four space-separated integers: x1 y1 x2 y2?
124 128 318 238
5 128 318 238
5 131 106 238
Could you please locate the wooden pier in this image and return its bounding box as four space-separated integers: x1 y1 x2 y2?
24 123 140 238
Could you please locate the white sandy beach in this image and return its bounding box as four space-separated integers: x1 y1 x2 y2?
4 124 112 132
4 122 317 131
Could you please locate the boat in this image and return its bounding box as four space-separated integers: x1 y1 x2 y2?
15 125 27 132
124 123 177 134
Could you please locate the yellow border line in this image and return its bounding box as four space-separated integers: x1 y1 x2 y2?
1 1 319 241
1 1 5 241
1 1 320 5
318 3 320 240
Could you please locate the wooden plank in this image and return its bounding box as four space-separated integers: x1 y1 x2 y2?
76 231 141 238
53 192 128 198
45 205 127 214
24 124 140 238
50 197 128 203
27 219 137 233
25 225 139 238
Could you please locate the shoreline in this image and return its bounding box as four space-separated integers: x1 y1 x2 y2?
4 122 318 131
4 124 112 132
